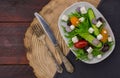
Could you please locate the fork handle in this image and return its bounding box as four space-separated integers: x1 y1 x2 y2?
47 50 63 73
40 39 63 73
55 45 74 73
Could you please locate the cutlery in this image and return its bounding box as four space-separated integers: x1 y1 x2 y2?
31 24 63 73
34 12 74 73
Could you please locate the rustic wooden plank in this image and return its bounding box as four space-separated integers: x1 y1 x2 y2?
0 57 28 64
0 23 29 64
0 0 50 22
0 65 36 78
0 0 50 78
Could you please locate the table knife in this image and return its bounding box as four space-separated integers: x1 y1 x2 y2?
34 12 74 73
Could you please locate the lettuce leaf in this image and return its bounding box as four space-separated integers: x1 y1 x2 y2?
74 49 88 60
69 11 81 18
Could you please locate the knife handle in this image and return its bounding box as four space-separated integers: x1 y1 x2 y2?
55 45 74 73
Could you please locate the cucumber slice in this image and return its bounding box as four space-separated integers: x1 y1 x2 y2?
88 8 100 36
80 33 102 48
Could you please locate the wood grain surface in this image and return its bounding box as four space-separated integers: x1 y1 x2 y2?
0 0 50 22
0 0 50 64
0 0 50 78
0 23 29 64
24 0 100 78
0 65 36 78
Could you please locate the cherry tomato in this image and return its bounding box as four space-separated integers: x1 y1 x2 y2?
70 16 79 26
74 40 88 48
100 28 108 43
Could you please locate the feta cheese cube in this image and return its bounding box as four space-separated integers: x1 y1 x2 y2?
97 54 102 59
72 36 79 43
96 21 103 28
86 47 93 54
80 7 87 14
70 25 75 30
88 27 94 33
108 36 113 42
79 17 85 22
97 34 103 40
61 15 68 21
88 54 93 60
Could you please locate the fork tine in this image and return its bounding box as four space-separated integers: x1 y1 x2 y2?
32 24 44 37
32 25 40 37
36 24 44 33
32 26 38 37
35 24 44 35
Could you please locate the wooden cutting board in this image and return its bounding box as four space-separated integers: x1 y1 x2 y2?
24 0 100 78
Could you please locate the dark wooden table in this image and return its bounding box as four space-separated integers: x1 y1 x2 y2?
0 0 50 78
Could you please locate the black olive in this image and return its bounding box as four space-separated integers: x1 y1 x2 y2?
97 17 104 22
67 20 72 26
84 46 89 50
101 43 110 52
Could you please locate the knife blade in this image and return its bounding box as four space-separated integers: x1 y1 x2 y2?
34 12 74 73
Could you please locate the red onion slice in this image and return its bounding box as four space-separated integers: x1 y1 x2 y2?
76 7 81 13
65 26 72 32
92 18 97 24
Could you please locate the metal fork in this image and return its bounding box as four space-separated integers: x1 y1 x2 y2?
31 24 63 73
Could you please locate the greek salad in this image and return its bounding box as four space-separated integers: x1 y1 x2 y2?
61 6 114 60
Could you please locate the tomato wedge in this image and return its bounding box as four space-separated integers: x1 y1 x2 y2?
74 40 88 48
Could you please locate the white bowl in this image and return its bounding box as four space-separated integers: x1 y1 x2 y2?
58 2 115 64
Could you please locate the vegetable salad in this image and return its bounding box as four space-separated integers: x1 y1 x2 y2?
61 6 114 60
